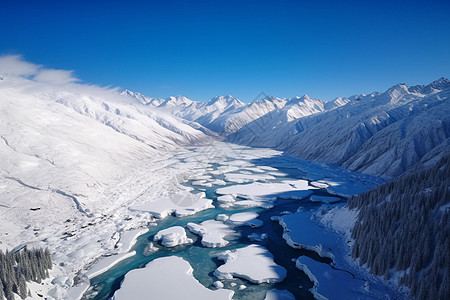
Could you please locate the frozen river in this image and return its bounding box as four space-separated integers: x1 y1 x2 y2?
80 143 401 300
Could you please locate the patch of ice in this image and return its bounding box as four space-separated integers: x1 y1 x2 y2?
310 181 329 189
216 214 229 221
321 179 373 198
192 180 213 187
117 228 149 253
264 289 296 300
143 242 159 256
243 167 265 173
224 173 276 183
214 244 287 284
85 251 136 279
259 166 279 171
276 190 312 200
153 226 193 247
268 171 289 177
66 282 89 300
227 212 263 228
216 180 313 208
248 233 268 242
216 165 240 173
192 175 212 180
114 256 233 299
130 191 213 218
186 220 234 248
211 179 227 185
217 195 236 204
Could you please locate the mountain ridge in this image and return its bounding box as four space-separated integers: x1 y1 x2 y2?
123 77 450 178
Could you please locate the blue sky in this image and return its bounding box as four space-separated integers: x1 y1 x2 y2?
1 0 450 101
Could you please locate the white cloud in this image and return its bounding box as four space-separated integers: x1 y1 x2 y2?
34 69 78 85
0 54 135 105
0 55 39 76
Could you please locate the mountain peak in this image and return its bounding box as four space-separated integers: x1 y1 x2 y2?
386 83 409 98
164 95 193 106
120 89 136 97
428 77 450 90
207 95 243 106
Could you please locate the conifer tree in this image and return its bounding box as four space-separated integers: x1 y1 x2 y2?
347 153 450 299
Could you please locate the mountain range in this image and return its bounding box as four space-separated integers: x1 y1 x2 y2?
123 77 450 178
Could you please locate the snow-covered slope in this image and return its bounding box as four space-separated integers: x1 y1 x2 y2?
205 96 288 135
120 89 165 106
228 95 326 147
0 56 211 252
229 78 450 177
180 95 246 125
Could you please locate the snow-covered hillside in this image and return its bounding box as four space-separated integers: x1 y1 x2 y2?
227 78 450 177
0 55 211 252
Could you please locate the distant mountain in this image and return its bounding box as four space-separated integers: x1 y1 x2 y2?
120 89 164 106
177 95 246 126
227 78 450 177
124 77 450 178
228 95 328 147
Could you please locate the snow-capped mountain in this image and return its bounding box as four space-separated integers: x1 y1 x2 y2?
324 97 351 110
120 89 164 106
176 95 246 125
194 96 286 135
124 78 450 178
229 78 450 177
160 95 193 107
227 95 326 147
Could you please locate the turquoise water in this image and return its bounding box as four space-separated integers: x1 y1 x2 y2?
82 152 349 300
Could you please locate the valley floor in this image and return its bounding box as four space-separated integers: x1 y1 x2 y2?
1 142 406 299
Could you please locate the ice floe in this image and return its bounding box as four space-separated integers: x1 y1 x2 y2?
214 244 287 284
216 214 229 221
264 289 296 300
227 212 263 228
129 191 213 218
192 180 213 187
153 226 193 247
186 220 234 248
114 256 234 300
248 233 268 242
143 242 159 256
216 180 313 208
224 172 275 183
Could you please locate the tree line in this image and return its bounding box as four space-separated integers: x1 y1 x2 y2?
0 247 52 300
347 153 450 299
